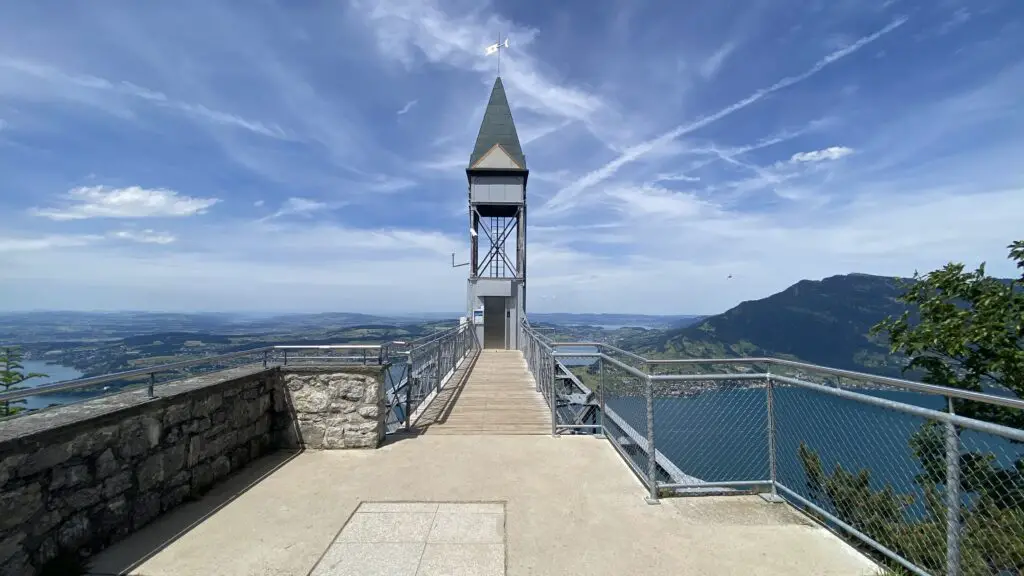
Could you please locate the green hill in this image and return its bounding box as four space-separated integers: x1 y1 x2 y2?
622 273 914 376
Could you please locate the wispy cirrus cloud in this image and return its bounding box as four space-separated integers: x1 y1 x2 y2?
0 57 288 139
542 16 909 214
396 100 418 115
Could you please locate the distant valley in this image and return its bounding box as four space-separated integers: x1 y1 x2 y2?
0 273 941 396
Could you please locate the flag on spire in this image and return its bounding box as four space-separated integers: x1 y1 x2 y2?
485 37 509 56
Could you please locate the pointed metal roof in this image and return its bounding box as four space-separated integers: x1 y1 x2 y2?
468 77 527 170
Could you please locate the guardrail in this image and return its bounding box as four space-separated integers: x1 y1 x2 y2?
527 328 1024 576
383 323 476 434
0 344 392 415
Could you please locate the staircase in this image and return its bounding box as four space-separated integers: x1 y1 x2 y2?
424 349 551 435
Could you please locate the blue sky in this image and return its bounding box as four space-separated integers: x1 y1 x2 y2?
1 0 1022 315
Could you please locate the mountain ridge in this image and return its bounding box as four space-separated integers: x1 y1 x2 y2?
621 273 916 376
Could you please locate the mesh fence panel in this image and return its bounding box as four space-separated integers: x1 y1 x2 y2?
955 424 1024 574
773 380 951 574
652 376 769 490
601 356 651 485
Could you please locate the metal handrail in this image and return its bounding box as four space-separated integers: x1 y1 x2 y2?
0 343 387 404
547 341 1024 412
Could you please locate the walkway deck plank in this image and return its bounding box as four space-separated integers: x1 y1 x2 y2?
423 349 551 436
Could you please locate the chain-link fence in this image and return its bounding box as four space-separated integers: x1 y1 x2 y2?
538 341 1024 576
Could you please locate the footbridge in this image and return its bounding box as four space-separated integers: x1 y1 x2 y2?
2 76 1023 576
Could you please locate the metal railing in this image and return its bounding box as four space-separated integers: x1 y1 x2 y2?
0 344 392 417
383 322 477 434
528 328 1024 576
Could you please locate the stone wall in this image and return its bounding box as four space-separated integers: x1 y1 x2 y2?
0 366 276 576
0 363 389 575
275 366 387 450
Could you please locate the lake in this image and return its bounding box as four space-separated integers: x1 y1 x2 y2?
12 360 85 410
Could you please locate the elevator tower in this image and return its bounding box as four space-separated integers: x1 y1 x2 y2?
465 77 528 349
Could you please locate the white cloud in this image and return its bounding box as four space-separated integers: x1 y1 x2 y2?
0 234 102 252
253 200 265 207
790 146 855 163
259 197 330 222
109 229 176 245
396 99 418 115
31 186 220 220
0 118 6 131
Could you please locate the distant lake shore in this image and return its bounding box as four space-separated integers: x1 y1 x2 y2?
14 360 85 410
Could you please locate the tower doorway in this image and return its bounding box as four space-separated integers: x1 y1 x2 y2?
482 296 507 349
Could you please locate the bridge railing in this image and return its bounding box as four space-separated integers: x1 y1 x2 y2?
519 319 559 435
384 322 476 433
0 344 395 418
539 335 1024 576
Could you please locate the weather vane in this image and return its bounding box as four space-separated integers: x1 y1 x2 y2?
485 34 510 76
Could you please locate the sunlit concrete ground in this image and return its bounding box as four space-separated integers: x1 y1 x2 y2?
91 435 879 576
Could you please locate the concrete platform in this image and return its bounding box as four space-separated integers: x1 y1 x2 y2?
91 435 879 576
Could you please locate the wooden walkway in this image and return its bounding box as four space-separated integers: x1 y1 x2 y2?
419 349 551 435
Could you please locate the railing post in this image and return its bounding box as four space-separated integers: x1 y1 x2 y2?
945 397 962 576
644 373 660 504
550 351 558 437
596 355 606 438
762 367 782 503
534 340 541 392
434 342 442 392
262 349 268 369
147 372 156 398
283 349 288 366
405 372 413 433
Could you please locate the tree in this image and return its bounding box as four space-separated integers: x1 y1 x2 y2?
0 346 48 416
797 241 1024 575
872 240 1024 428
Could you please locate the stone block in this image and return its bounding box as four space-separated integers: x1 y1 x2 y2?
161 484 191 512
163 402 192 426
192 463 213 492
102 470 133 499
0 530 26 564
95 448 119 479
194 394 223 418
33 509 63 537
211 455 231 480
50 463 91 491
137 452 165 492
164 443 187 475
167 470 190 488
64 485 101 511
56 513 91 550
131 492 161 530
0 453 26 487
21 441 73 477
0 483 42 532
